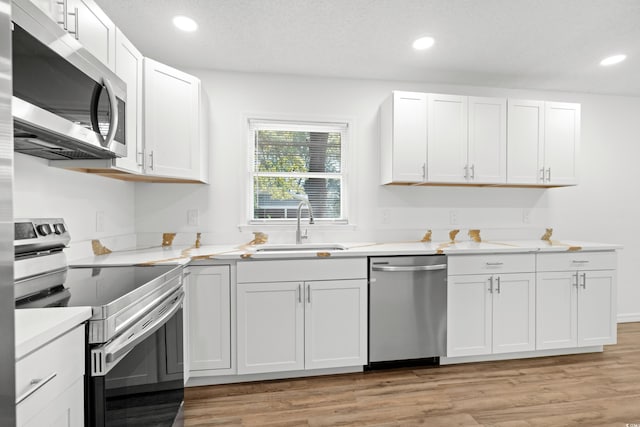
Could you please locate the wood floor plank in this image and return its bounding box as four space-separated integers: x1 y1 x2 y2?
185 323 640 426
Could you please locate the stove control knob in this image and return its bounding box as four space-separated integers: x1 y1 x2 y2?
53 223 66 235
36 224 52 236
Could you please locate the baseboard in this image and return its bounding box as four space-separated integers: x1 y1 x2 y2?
441 346 603 365
617 313 640 323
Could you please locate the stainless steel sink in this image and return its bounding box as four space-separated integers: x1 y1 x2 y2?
252 243 348 252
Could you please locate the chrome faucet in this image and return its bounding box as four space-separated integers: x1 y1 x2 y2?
293 194 314 244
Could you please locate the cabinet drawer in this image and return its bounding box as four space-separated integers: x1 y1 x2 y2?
448 254 535 275
237 258 367 283
16 325 85 425
537 251 617 272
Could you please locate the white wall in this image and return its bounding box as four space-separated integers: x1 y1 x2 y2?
13 154 136 259
132 70 639 320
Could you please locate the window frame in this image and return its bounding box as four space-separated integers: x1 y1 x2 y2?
246 118 350 226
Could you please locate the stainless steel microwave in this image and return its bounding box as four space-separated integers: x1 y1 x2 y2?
11 0 126 160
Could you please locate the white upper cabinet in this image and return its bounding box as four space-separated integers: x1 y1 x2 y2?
468 97 507 184
65 0 116 70
29 0 62 22
507 99 580 186
143 58 208 182
544 102 580 185
427 94 468 183
380 91 427 184
113 28 143 174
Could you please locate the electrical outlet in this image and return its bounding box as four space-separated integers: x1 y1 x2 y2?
96 211 105 232
381 209 391 225
522 209 531 224
187 209 199 226
449 210 458 225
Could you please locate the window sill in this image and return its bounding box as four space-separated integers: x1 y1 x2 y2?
238 222 357 232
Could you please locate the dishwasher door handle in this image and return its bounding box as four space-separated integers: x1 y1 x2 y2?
371 264 447 272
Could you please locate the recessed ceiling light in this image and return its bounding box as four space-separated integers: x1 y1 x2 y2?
600 54 626 66
412 36 435 51
173 15 198 32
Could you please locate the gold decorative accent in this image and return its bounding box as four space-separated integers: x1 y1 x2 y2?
316 252 331 258
468 229 481 243
91 240 112 255
195 232 202 248
421 230 432 242
541 228 553 241
240 253 253 259
567 246 582 252
449 229 460 243
249 232 268 246
162 233 177 247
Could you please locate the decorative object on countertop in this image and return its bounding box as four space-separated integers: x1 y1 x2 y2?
162 233 177 247
449 229 460 243
468 229 481 243
91 240 112 256
195 232 202 248
316 252 331 258
421 230 432 242
541 228 553 241
240 253 253 259
249 231 268 245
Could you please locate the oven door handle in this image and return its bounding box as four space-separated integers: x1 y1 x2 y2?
105 291 184 363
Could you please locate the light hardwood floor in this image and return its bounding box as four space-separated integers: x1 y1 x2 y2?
185 323 640 426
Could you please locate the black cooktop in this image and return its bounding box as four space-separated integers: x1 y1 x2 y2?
16 265 177 308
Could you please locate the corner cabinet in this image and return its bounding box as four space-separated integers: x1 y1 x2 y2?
236 258 368 375
536 252 617 349
507 100 580 186
143 58 209 183
447 254 536 357
185 265 232 377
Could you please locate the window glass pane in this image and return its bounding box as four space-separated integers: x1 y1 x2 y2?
254 176 341 220
255 130 341 173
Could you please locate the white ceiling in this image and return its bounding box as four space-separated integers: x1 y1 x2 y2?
96 0 640 96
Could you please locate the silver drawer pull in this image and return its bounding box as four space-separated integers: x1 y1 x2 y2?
572 260 590 264
16 372 57 404
485 262 504 266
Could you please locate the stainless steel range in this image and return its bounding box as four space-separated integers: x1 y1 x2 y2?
14 219 185 427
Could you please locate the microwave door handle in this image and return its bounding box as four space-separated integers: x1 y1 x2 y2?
102 77 119 149
105 291 184 363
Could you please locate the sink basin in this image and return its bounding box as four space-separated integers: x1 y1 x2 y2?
252 243 348 252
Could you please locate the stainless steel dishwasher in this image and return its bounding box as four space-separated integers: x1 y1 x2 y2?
368 255 447 366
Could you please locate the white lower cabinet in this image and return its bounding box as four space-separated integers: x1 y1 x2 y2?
16 325 85 427
536 261 617 350
186 265 232 376
447 272 535 357
236 258 368 375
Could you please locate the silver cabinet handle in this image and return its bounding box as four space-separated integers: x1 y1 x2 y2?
297 284 301 303
16 372 57 404
540 168 545 182
67 7 79 39
485 262 504 266
371 264 447 272
464 164 469 180
488 276 494 293
470 164 475 180
57 0 67 29
546 168 551 182
307 284 311 304
572 272 579 287
580 273 587 289
496 276 501 293
572 260 589 264
422 163 426 181
149 150 155 170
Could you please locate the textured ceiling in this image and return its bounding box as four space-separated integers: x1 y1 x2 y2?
96 0 640 96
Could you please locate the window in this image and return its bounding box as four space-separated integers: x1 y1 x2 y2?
248 119 348 223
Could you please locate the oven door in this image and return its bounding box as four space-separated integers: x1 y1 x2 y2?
87 289 185 427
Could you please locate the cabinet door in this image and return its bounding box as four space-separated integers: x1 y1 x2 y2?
390 91 427 183
468 97 507 184
507 99 544 184
113 28 143 173
144 58 201 180
188 266 231 372
577 270 617 346
30 0 62 23
66 0 116 69
544 102 580 185
536 271 578 350
492 273 535 353
237 282 304 374
304 279 367 369
21 378 84 427
447 274 492 357
427 94 468 183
